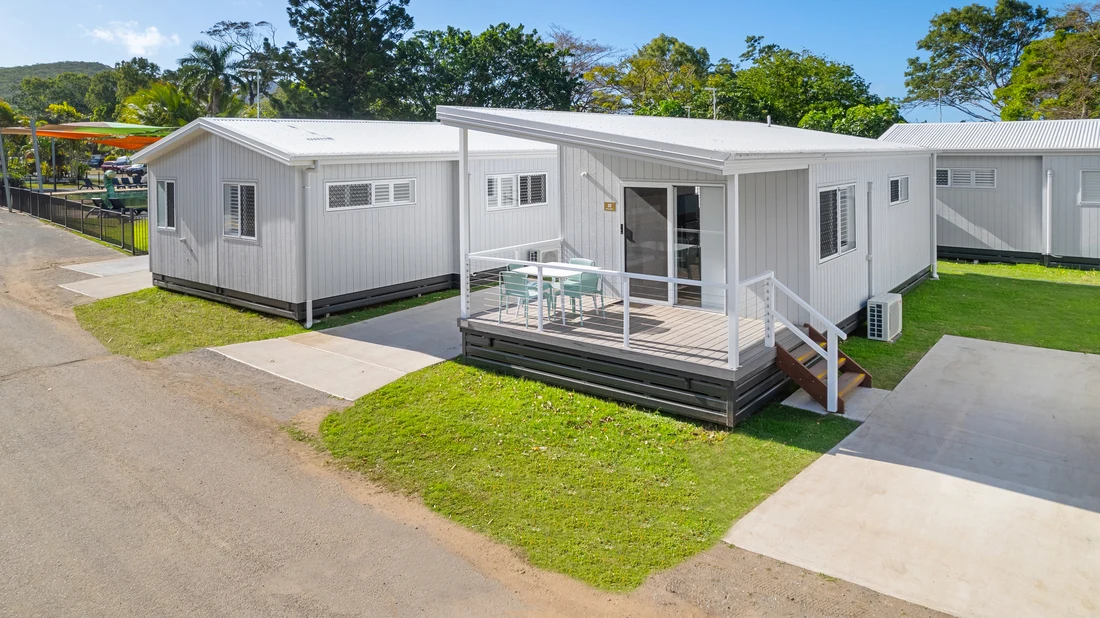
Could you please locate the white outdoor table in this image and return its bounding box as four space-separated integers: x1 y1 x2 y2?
514 262 583 325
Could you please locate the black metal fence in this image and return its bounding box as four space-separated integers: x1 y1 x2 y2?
4 188 148 255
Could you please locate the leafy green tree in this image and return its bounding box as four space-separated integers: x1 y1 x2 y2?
115 57 161 100
905 0 1048 121
85 71 119 121
45 102 84 124
798 102 905 138
601 34 710 114
396 24 577 119
280 0 413 118
204 21 284 107
547 26 617 112
178 42 244 115
997 4 1100 119
0 98 16 127
118 83 208 126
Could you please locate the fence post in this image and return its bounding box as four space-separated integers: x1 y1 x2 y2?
622 277 631 349
79 201 85 235
826 329 839 413
764 276 775 348
536 264 544 332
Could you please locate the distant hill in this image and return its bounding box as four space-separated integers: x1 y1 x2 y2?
0 61 113 102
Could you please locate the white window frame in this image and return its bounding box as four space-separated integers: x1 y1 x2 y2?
155 178 176 230
223 181 258 240
888 175 910 206
325 177 417 212
486 172 549 210
937 168 997 189
1079 170 1100 205
818 183 857 263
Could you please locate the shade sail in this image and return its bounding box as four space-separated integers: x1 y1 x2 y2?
1 122 173 150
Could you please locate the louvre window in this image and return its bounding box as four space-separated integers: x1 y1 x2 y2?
889 176 909 205
936 169 949 187
819 184 856 261
326 178 415 211
941 168 996 189
1081 171 1100 204
156 180 175 229
223 182 256 239
487 172 547 209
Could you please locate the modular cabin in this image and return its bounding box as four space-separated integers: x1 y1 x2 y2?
881 119 1100 269
133 118 559 323
438 107 935 426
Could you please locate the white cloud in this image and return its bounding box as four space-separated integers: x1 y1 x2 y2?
86 21 180 55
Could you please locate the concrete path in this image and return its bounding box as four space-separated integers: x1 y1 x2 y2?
727 336 1100 618
58 254 153 299
212 297 462 400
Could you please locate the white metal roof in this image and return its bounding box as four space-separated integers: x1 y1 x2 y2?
436 107 925 174
880 119 1100 153
134 117 555 165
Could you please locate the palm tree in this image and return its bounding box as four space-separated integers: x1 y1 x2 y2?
177 42 244 115
118 83 202 127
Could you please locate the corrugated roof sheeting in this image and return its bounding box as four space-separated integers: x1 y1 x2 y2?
880 119 1100 151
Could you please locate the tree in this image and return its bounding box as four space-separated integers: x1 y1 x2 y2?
178 42 243 115
85 71 119 121
280 0 413 118
798 101 905 138
905 0 1048 121
118 83 206 126
599 34 711 114
997 4 1100 119
396 24 577 119
0 98 16 127
204 21 284 106
115 57 162 100
732 37 880 126
547 26 617 112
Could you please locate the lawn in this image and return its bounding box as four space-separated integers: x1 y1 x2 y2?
842 260 1100 389
320 361 857 591
75 287 458 361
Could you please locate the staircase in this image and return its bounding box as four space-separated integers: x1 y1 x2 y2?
776 324 873 415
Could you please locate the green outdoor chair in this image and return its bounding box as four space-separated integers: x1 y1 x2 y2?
499 270 555 327
556 258 604 324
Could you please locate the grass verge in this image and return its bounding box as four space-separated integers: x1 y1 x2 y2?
842 260 1100 389
320 361 857 591
74 287 458 361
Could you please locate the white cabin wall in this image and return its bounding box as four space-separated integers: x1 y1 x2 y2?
1045 154 1100 260
936 155 1043 254
216 138 300 303
809 155 931 326
467 153 560 256
148 132 218 287
309 159 456 301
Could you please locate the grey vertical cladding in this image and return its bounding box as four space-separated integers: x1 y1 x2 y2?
738 170 811 323
558 146 725 275
810 155 931 325
1044 154 1100 259
935 155 1043 253
216 138 301 302
467 155 560 255
149 132 218 288
309 159 456 301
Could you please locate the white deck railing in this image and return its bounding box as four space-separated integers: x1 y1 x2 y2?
466 241 847 412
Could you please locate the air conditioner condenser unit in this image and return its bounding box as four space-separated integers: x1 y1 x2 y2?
867 293 903 342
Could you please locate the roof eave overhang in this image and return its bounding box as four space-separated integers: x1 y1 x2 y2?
927 148 1100 156
722 149 932 175
436 107 729 175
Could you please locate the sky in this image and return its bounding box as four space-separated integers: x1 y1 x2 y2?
1 0 987 122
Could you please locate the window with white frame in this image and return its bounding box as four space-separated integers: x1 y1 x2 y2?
156 179 175 229
223 182 257 239
1080 170 1100 205
326 178 416 211
487 172 547 209
936 168 996 189
819 184 856 261
889 175 910 205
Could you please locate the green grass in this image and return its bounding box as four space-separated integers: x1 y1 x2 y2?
842 260 1100 389
320 361 857 591
74 287 458 361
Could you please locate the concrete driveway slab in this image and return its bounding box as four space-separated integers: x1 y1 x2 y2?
59 270 153 299
62 255 149 277
727 336 1100 618
212 296 462 400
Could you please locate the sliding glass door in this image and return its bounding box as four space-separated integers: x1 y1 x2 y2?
623 186 670 302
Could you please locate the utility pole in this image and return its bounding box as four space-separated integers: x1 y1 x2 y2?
936 88 943 122
704 87 717 120
240 69 262 118
51 139 57 192
29 116 43 191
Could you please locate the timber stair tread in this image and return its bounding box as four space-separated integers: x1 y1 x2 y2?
775 324 873 416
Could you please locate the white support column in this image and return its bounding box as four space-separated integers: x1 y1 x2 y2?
622 277 630 349
727 173 740 369
302 163 317 328
458 128 471 319
930 153 939 280
826 329 839 412
29 117 43 191
536 264 544 332
1044 168 1053 258
1 133 11 212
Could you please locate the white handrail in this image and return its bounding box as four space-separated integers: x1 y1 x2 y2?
470 255 730 290
469 237 562 258
769 277 847 341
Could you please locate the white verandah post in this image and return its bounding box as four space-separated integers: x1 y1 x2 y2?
930 152 939 280
459 128 470 319
727 173 740 368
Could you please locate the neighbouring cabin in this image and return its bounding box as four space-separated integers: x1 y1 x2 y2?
881 119 1100 269
133 118 559 322
439 107 935 426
